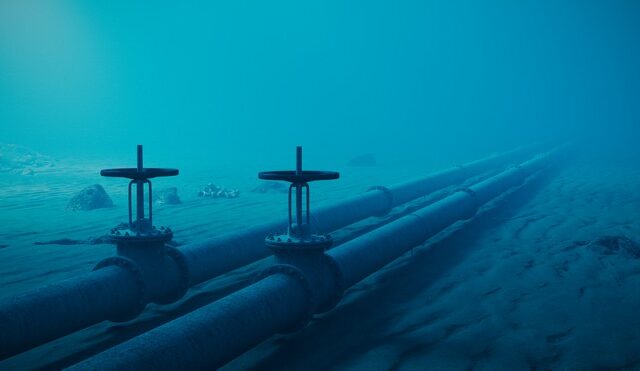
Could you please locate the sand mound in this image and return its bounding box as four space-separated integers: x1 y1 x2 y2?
0 144 54 174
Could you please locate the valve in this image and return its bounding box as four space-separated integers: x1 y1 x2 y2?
101 145 178 245
258 147 344 324
259 146 339 251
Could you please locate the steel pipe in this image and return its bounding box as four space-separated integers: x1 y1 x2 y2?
69 149 560 370
330 152 551 288
182 144 541 286
70 273 307 370
0 267 140 360
0 145 540 361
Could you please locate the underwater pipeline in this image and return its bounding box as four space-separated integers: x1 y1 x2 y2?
0 145 541 360
67 147 562 370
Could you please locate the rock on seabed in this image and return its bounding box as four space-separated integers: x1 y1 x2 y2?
67 184 114 211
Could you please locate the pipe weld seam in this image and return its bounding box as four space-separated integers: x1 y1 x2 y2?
255 264 314 333
367 185 394 216
159 246 191 304
455 187 481 218
405 213 434 239
315 254 345 314
93 256 147 322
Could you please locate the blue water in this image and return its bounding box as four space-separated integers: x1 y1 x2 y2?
1 1 639 369
2 1 640 165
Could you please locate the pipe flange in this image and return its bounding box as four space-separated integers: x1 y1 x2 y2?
255 264 314 333
315 254 345 313
456 187 481 218
157 246 191 304
367 185 394 216
93 256 147 322
405 213 433 240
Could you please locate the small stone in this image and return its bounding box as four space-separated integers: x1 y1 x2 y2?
197 183 240 199
67 184 114 211
154 187 181 205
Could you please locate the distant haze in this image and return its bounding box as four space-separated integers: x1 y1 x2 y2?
1 0 639 170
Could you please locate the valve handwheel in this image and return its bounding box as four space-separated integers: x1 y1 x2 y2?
260 146 339 251
100 168 178 180
101 145 178 180
258 170 339 183
101 145 178 243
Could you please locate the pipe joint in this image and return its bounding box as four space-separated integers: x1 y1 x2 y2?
267 245 344 316
112 240 185 306
405 212 434 238
367 185 394 216
158 246 191 304
455 187 481 218
255 264 314 333
314 254 345 313
93 256 147 322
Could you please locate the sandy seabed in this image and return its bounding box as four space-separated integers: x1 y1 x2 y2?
226 159 640 370
1 153 639 370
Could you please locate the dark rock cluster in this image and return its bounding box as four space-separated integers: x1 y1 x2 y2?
67 184 113 211
154 187 181 205
588 235 640 259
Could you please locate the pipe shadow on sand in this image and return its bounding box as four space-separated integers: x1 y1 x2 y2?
41 165 560 370
235 165 561 371
39 178 496 369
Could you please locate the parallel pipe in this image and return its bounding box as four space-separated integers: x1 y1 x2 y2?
93 274 306 369
0 145 538 361
181 144 542 286
0 267 139 359
330 155 551 288
69 148 560 370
